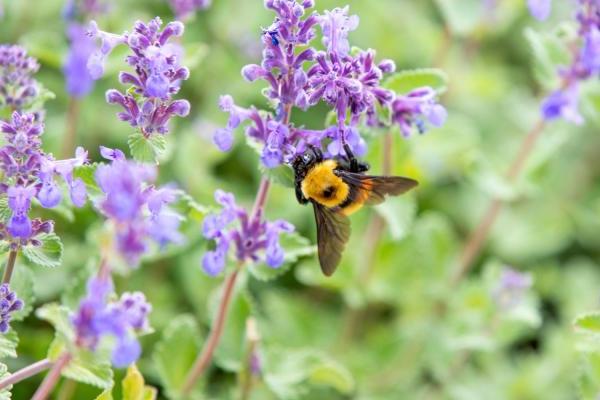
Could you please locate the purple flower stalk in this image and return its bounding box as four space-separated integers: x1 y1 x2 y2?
64 23 97 98
0 45 40 112
391 87 448 137
168 0 211 20
95 147 183 265
73 276 151 367
528 0 552 21
88 18 191 136
213 1 446 168
0 283 23 333
540 0 600 123
0 112 87 242
492 267 533 310
201 189 294 276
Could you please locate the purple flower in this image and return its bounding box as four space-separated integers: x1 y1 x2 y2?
493 267 533 309
0 284 23 333
541 84 583 124
73 276 151 367
319 6 359 57
64 23 96 98
0 112 88 242
95 147 183 265
63 0 108 20
390 87 447 137
168 0 211 20
528 0 552 21
0 45 40 111
88 18 190 136
201 189 294 276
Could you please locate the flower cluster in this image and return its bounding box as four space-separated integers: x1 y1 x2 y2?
492 267 533 310
0 283 23 333
88 17 191 136
168 0 211 20
0 112 87 242
538 0 600 124
0 45 40 112
64 24 97 98
95 147 183 266
201 190 294 276
73 276 151 367
213 1 445 168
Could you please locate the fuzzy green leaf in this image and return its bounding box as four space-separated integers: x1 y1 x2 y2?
384 68 448 95
128 132 167 163
21 233 63 268
575 312 600 333
122 364 157 400
0 331 18 359
152 315 202 399
0 362 11 399
36 303 74 342
10 266 35 322
74 163 102 197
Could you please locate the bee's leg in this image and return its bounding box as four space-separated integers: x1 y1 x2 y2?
343 144 370 173
310 145 324 162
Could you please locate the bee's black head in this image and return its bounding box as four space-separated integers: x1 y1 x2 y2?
292 149 319 179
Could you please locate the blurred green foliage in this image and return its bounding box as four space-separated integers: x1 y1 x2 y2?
2 0 600 399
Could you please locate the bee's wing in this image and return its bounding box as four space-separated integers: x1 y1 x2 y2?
312 201 351 276
337 171 418 206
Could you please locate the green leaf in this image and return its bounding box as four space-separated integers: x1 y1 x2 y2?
259 163 295 188
0 331 18 359
524 28 571 88
263 348 355 400
374 195 417 241
48 336 113 389
248 232 316 282
128 132 167 163
36 303 75 342
21 233 63 268
94 389 113 400
152 315 202 399
74 163 102 197
122 364 157 400
173 190 209 222
575 312 600 333
0 197 10 223
384 68 448 95
0 362 11 400
10 266 35 322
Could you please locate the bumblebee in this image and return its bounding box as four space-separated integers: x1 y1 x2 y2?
293 145 418 276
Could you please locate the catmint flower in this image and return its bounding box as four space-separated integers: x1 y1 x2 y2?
0 283 23 333
201 190 294 276
539 0 600 124
73 276 151 367
168 0 211 20
0 112 88 241
64 24 96 98
95 147 183 265
88 18 191 136
492 267 533 309
63 0 108 20
0 45 40 112
390 87 447 137
528 0 552 21
319 6 359 57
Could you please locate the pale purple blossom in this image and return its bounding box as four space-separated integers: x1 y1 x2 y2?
64 23 96 98
0 284 23 333
201 190 294 276
168 0 211 20
0 45 40 111
390 87 447 137
528 0 552 21
493 267 533 309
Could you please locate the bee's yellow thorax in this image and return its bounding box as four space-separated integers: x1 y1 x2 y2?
301 160 349 208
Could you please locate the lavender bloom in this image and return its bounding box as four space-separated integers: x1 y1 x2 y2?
539 0 600 124
320 6 359 57
73 276 151 367
168 0 211 20
492 267 533 310
0 283 23 333
88 18 191 136
0 112 87 241
95 147 183 265
528 0 552 21
201 190 294 276
64 23 96 98
390 87 447 137
0 45 40 112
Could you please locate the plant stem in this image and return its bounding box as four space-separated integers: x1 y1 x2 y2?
2 249 18 284
182 268 240 396
0 358 52 390
31 353 71 400
453 119 546 284
251 178 271 219
61 98 80 159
